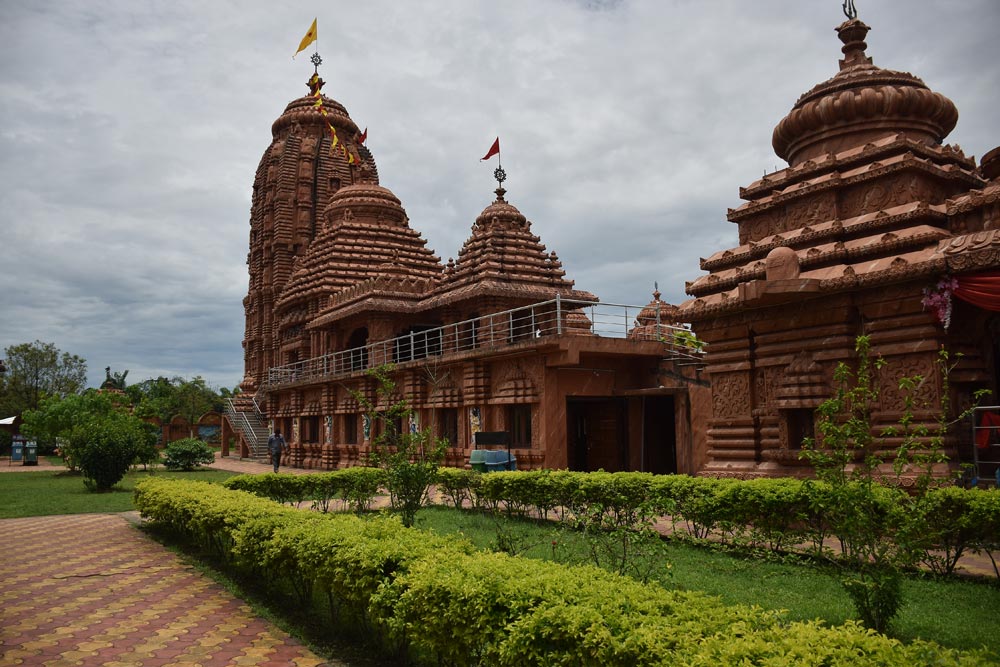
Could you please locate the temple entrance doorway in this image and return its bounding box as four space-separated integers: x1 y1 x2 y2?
642 395 677 475
567 398 627 472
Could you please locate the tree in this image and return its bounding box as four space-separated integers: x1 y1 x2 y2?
173 377 219 437
356 364 446 528
129 375 221 436
71 411 156 491
22 390 126 468
0 341 87 415
128 376 177 422
799 337 988 633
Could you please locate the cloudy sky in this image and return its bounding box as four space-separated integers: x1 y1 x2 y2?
1 0 997 391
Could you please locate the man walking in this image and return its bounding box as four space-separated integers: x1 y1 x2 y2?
268 429 288 473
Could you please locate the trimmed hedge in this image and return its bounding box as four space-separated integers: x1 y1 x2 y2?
223 466 1000 579
223 467 386 513
437 469 1000 576
133 478 991 666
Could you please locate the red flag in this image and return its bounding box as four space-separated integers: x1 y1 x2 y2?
359 127 367 144
481 137 500 161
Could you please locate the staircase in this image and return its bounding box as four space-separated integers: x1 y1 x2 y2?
224 397 269 460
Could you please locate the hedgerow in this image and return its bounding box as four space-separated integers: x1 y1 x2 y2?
132 478 991 666
426 468 1000 578
223 467 386 513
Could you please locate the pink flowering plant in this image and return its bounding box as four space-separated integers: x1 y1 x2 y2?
921 276 959 329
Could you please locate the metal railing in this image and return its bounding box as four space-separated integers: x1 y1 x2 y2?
266 297 705 387
971 405 1000 485
225 397 267 458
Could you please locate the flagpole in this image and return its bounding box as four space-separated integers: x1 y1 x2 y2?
494 148 506 192
314 23 320 75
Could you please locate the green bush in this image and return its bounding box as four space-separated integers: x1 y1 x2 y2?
133 478 990 666
435 466 481 510
224 467 386 514
71 411 156 491
163 438 215 471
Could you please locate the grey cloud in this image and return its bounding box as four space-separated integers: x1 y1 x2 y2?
1 0 996 389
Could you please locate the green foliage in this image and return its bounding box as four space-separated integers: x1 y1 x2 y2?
71 410 156 491
434 466 481 510
355 364 446 527
424 462 1000 586
163 438 215 471
128 375 225 436
22 389 128 467
132 421 162 470
0 340 87 416
797 337 990 633
223 467 386 514
671 327 704 353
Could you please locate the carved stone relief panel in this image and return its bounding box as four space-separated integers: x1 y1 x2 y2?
753 367 778 414
785 193 836 231
878 353 938 412
712 372 751 419
739 214 777 245
840 174 936 218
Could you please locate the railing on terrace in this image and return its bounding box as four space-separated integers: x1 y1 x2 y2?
266 297 705 387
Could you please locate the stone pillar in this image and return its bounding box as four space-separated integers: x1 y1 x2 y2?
220 417 230 458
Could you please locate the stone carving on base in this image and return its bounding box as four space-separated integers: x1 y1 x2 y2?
712 373 751 419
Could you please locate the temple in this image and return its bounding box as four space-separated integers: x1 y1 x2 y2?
679 15 999 480
223 12 999 480
222 73 709 473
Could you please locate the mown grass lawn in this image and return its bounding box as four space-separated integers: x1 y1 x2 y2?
0 468 236 518
414 505 1000 655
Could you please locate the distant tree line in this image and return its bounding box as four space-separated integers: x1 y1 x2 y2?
0 340 238 454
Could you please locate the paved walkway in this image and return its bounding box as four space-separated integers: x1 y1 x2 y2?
0 512 337 666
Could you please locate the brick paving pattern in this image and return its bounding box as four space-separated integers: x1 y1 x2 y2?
0 513 335 666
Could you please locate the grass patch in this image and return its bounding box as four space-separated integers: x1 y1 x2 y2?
414 505 1000 655
0 468 236 518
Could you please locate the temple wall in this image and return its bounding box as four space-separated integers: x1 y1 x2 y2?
691 280 978 479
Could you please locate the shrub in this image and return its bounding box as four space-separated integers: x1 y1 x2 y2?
71 411 155 491
356 365 445 527
435 466 481 510
163 438 215 471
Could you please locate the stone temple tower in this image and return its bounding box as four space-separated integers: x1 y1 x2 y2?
241 74 374 394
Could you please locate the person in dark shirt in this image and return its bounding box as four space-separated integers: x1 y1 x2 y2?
267 429 288 473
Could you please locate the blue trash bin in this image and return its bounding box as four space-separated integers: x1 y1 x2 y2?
469 449 487 473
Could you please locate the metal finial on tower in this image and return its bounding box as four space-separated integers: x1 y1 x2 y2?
494 165 507 189
310 51 322 74
842 0 857 19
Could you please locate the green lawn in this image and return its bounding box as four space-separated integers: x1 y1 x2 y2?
414 506 1000 655
0 468 236 518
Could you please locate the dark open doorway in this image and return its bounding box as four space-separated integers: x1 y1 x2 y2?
567 398 627 472
642 395 676 474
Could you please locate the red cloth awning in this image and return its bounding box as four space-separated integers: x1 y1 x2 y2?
954 271 1000 312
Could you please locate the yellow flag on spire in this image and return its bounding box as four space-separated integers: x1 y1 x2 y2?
294 18 317 58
